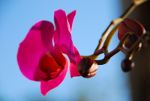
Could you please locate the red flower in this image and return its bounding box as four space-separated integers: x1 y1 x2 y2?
17 9 81 95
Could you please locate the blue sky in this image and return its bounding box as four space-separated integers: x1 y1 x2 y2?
0 0 131 101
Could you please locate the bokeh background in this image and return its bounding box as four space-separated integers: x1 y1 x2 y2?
0 0 149 101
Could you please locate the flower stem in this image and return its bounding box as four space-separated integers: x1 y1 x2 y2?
95 33 130 65
120 3 136 19
95 48 120 65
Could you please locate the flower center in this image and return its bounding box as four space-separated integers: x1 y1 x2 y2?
39 53 63 80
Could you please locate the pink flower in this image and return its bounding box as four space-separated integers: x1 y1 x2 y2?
17 9 81 95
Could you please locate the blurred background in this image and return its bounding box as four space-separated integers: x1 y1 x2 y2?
0 0 149 101
122 0 150 101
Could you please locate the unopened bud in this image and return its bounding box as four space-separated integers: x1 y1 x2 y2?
123 33 139 49
121 58 135 72
78 57 98 78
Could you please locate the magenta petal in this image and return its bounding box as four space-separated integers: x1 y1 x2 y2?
55 10 80 77
70 46 81 77
118 18 145 40
40 60 68 95
54 9 70 34
54 10 78 57
67 10 76 30
17 21 54 81
54 9 81 77
67 11 81 77
54 9 73 54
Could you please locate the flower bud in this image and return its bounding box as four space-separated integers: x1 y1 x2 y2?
121 58 135 72
123 33 139 49
78 57 98 78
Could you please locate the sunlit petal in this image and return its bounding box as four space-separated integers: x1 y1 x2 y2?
17 21 54 81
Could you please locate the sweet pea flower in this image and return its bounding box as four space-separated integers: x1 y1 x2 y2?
17 9 82 95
